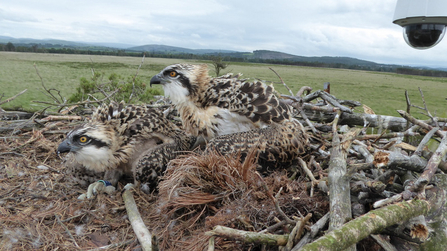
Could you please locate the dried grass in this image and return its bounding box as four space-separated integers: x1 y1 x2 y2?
146 150 328 251
0 122 142 250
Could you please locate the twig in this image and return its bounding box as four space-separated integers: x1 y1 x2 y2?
285 213 312 251
86 239 136 250
291 213 329 251
297 157 317 183
56 214 80 249
295 214 312 244
129 54 146 102
285 220 302 251
397 110 445 138
33 63 62 104
259 220 288 234
255 172 295 224
405 90 411 143
356 130 419 141
300 110 318 134
122 184 154 251
410 133 447 197
371 234 399 251
417 87 438 126
269 67 293 96
32 87 121 108
295 86 313 97
0 152 25 157
413 127 439 157
0 89 28 106
205 225 289 246
319 91 353 114
40 115 83 122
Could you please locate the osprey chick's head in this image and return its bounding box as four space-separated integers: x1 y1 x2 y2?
150 64 210 104
58 123 120 173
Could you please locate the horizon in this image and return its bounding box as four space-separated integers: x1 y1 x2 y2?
3 35 447 71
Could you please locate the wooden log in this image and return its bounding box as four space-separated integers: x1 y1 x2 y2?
0 111 34 120
373 150 427 172
302 108 410 132
328 128 360 232
300 199 431 251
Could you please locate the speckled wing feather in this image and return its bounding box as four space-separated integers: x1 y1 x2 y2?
200 74 294 125
133 132 196 193
92 101 164 143
205 120 309 173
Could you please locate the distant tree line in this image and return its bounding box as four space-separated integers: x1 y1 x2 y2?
396 67 447 78
1 42 446 77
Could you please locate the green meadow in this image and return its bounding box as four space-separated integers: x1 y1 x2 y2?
1 51 446 118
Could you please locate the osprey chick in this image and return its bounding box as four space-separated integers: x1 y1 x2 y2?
150 64 294 140
57 102 196 196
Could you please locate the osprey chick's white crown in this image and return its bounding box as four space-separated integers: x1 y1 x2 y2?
150 63 294 139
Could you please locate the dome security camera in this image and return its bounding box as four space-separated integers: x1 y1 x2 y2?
393 0 447 49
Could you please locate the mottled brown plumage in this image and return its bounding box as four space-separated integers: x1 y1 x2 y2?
57 101 196 193
205 120 309 173
150 64 295 140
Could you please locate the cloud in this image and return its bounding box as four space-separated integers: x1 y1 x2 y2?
1 0 447 67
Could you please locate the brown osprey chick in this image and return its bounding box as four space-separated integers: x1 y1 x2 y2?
150 64 295 140
57 102 196 195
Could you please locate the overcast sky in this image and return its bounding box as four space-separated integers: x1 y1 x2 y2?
1 0 447 68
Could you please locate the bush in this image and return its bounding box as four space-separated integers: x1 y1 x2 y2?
68 72 156 103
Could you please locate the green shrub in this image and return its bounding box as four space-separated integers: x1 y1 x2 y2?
68 72 155 103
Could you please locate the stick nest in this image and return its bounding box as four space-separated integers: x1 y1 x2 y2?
147 150 328 250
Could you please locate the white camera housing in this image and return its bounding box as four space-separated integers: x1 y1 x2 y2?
393 0 447 49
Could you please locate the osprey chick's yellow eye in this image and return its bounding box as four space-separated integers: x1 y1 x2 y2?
169 71 177 77
79 136 88 143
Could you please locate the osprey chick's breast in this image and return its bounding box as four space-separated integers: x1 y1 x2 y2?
150 63 293 139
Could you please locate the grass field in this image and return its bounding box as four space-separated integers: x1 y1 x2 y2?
1 51 447 118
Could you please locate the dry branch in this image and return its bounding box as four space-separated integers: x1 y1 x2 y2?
410 133 447 196
122 184 154 251
0 89 28 106
397 110 445 138
300 199 431 251
205 225 289 246
328 128 360 231
291 213 330 250
373 150 427 172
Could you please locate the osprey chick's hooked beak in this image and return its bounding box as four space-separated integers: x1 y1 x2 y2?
150 74 163 87
57 140 71 155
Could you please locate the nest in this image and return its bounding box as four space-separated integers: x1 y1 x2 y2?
0 121 328 251
0 123 140 250
2 87 444 250
146 150 328 250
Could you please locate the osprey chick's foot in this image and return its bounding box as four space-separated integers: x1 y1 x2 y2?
77 180 116 200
